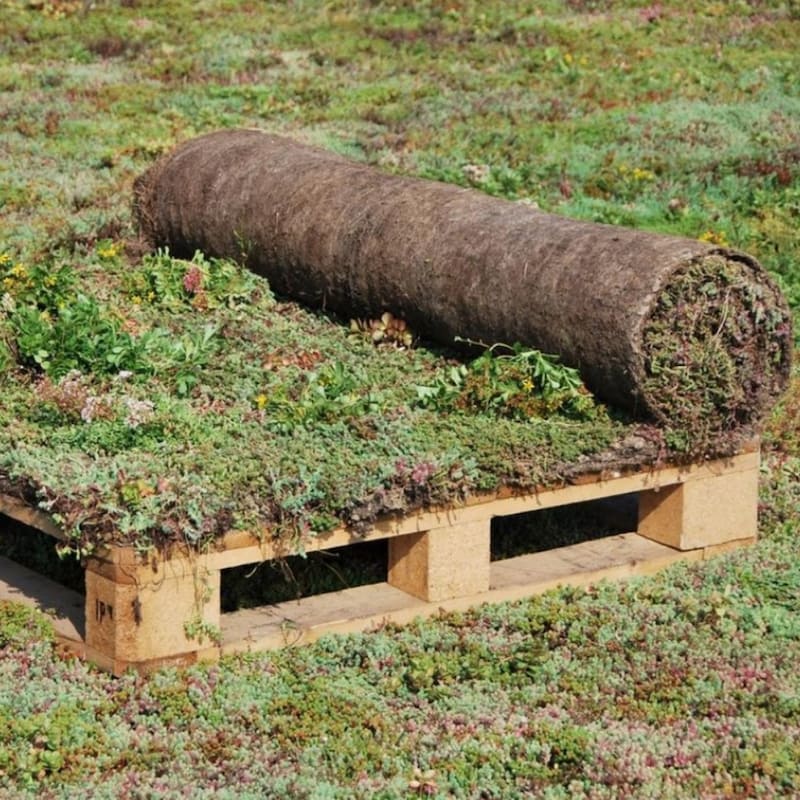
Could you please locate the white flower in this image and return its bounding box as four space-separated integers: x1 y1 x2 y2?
124 397 155 429
462 163 490 183
80 396 102 423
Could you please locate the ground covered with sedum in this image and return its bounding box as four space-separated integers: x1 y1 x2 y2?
0 1 798 796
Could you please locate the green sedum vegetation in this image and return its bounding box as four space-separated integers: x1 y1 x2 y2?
1 502 799 797
0 0 798 796
0 244 620 554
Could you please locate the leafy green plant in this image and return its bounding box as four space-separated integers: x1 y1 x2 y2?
262 361 387 432
0 255 75 310
9 295 153 378
1 251 154 378
125 249 264 311
150 323 220 396
415 341 603 421
1 252 230 397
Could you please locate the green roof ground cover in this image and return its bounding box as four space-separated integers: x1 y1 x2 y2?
0 246 639 554
0 2 799 797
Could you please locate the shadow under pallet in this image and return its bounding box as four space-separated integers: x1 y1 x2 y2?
0 447 760 676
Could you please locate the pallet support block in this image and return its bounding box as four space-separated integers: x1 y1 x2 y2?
637 452 759 550
387 519 491 602
84 555 221 673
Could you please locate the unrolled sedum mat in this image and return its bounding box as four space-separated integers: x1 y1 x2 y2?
134 129 792 439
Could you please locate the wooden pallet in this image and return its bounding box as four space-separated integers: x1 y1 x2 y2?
0 448 760 675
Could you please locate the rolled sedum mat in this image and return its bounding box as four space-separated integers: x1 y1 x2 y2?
134 129 792 435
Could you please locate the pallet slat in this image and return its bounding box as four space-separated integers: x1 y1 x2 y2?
222 531 743 654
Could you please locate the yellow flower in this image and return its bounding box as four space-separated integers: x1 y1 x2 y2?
632 167 655 181
2 277 14 290
563 52 574 65
44 275 58 287
521 378 534 392
10 263 27 277
131 295 142 305
255 393 268 409
0 254 10 265
97 243 120 260
698 230 729 246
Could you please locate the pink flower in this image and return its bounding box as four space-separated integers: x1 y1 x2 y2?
640 3 663 23
411 460 436 486
183 265 203 294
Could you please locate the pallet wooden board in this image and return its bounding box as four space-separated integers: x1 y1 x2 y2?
222 532 684 652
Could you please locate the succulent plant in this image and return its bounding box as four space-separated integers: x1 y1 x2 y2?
350 312 414 348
